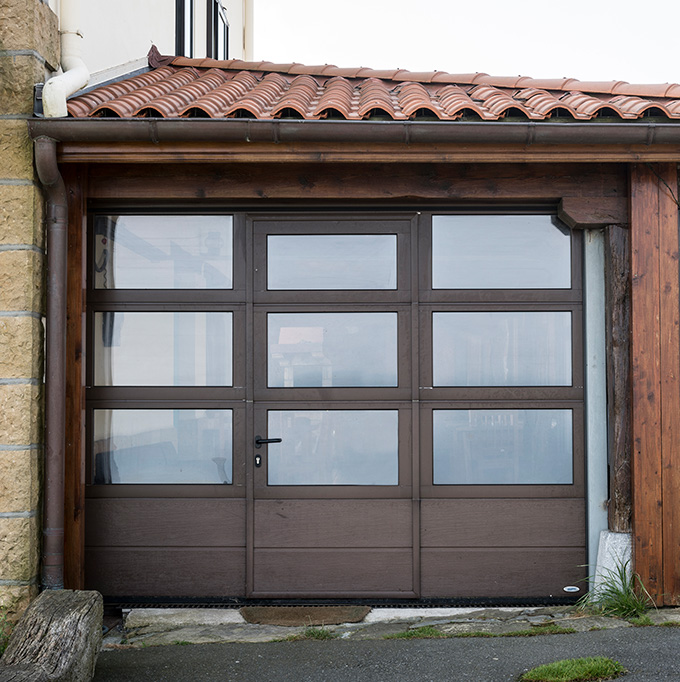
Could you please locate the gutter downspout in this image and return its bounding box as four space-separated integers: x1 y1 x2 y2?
34 136 68 590
43 0 89 118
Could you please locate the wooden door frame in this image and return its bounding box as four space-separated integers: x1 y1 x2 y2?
62 160 629 595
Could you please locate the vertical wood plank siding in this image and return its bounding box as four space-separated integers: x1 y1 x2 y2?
631 163 680 605
659 165 680 605
64 167 86 590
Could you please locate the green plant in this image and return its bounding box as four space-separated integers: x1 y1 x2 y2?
384 623 575 640
627 614 653 627
284 626 335 641
520 656 625 681
455 624 576 638
384 625 450 639
577 559 654 618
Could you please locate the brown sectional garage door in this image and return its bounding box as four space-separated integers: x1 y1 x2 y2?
84 211 586 599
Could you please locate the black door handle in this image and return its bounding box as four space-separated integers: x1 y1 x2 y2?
255 436 282 449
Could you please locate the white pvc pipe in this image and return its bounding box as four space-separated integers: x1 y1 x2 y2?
43 0 89 118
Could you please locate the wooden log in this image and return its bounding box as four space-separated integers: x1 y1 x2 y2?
605 224 632 532
0 590 102 682
559 197 629 229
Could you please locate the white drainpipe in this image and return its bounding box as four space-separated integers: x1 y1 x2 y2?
43 0 89 118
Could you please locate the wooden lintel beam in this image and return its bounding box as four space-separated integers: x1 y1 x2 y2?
558 197 629 229
55 141 680 165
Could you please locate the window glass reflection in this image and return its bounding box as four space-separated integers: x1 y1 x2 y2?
433 409 573 485
93 409 233 484
268 313 398 387
267 235 397 290
433 312 571 386
94 312 233 386
94 215 233 289
267 410 399 485
432 215 571 289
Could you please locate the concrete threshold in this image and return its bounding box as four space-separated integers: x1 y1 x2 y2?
101 605 680 649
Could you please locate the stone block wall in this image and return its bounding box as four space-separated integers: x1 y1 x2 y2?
0 0 58 621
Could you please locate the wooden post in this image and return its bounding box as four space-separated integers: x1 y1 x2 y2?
605 224 631 533
630 163 680 605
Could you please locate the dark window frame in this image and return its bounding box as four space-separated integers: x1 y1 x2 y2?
84 207 584 502
207 0 229 60
175 0 194 58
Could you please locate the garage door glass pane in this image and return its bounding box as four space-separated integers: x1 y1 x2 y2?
268 313 398 387
93 409 232 484
267 235 397 289
432 215 571 289
94 215 233 289
267 410 399 485
433 409 573 485
94 312 233 386
433 312 571 386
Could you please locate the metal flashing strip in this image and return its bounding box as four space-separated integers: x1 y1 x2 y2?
0 444 42 451
0 511 38 518
584 229 609 571
0 49 46 64
0 379 41 385
104 596 581 610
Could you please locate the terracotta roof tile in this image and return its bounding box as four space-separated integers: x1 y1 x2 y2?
66 51 680 122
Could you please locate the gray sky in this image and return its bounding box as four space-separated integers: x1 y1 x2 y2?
254 0 679 85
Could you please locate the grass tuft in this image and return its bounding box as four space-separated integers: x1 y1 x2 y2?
627 614 653 627
284 626 336 641
520 656 625 681
384 623 575 640
455 624 576 638
577 559 654 618
384 625 450 639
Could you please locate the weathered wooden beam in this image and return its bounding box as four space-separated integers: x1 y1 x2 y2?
0 590 102 682
658 164 680 606
55 140 680 164
630 163 664 603
84 162 626 202
630 163 680 605
559 197 629 229
605 224 631 532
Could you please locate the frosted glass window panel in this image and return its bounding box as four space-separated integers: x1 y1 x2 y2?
267 410 399 485
94 215 233 289
433 409 573 485
267 313 398 387
93 409 233 484
433 312 572 386
94 312 232 386
267 235 397 290
432 215 571 289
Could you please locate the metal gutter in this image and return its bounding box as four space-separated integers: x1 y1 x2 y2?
33 136 67 590
25 118 680 146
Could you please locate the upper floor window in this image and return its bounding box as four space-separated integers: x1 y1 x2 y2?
207 0 229 59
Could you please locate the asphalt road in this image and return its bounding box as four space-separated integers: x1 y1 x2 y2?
94 626 680 681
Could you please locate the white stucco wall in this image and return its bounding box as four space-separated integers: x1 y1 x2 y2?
47 0 249 78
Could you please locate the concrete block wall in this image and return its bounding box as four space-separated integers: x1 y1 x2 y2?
0 0 58 621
